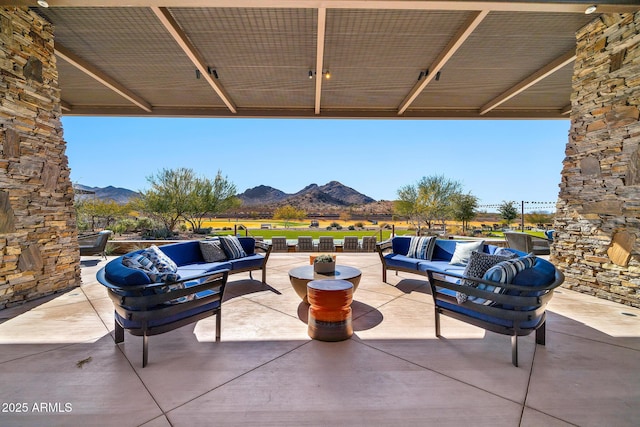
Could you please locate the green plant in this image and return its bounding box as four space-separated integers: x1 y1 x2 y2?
314 254 334 263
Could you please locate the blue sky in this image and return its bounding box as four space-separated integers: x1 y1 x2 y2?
62 117 568 211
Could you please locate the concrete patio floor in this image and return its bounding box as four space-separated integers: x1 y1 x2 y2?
0 253 639 427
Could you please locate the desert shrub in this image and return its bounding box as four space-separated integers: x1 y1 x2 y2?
135 217 155 231
354 222 364 228
348 225 355 230
194 227 213 234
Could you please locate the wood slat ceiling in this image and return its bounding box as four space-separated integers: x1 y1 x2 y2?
23 0 639 119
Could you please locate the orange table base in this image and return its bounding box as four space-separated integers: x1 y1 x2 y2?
307 279 353 341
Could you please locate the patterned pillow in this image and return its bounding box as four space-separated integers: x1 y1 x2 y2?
406 236 437 260
449 240 484 266
219 235 247 260
199 240 227 262
142 245 178 273
470 254 537 305
123 253 157 273
493 247 518 259
456 251 512 304
122 253 180 283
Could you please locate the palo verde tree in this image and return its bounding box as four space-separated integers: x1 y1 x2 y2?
273 204 307 228
395 174 463 235
450 192 479 233
498 200 519 227
139 167 197 232
75 197 133 232
183 170 240 231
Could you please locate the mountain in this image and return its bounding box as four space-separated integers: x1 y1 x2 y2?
237 181 376 212
237 185 289 205
74 185 140 204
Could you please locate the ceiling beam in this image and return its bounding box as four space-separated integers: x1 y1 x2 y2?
54 43 152 112
397 10 489 116
561 104 572 115
23 1 640 14
314 8 327 115
151 6 237 114
60 105 570 119
60 100 72 111
480 49 576 115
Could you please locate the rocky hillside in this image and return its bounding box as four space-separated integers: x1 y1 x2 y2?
74 185 140 204
238 181 376 211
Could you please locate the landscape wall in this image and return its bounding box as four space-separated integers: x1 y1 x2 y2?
554 12 640 308
0 8 80 308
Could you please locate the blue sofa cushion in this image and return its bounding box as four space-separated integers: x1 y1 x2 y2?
449 240 485 266
384 254 421 270
512 259 556 287
417 260 465 274
228 254 265 271
199 240 227 262
456 251 513 304
471 255 537 305
158 241 204 266
407 236 437 260
238 237 256 256
391 236 412 255
176 262 232 280
220 235 247 259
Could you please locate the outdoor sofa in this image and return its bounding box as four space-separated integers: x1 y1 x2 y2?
97 236 271 366
376 236 564 366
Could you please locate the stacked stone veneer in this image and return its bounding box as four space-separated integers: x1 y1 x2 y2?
0 8 80 308
554 12 640 308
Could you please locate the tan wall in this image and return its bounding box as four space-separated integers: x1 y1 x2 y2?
0 8 80 308
554 12 640 308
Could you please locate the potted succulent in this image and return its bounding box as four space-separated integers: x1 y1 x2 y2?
313 253 336 274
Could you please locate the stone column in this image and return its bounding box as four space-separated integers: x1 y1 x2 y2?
0 8 80 308
554 12 640 308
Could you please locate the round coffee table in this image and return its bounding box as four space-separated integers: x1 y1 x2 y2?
288 265 362 302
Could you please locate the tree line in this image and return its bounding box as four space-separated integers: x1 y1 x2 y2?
76 169 553 236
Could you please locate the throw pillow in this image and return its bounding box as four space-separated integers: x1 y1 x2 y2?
406 236 437 260
219 235 247 260
199 240 227 262
471 254 537 305
122 253 180 283
142 245 178 273
456 251 512 304
493 247 518 259
449 240 484 266
123 253 157 273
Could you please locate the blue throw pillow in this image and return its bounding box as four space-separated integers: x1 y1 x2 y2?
456 251 512 304
406 236 437 260
449 240 484 266
471 254 537 305
220 235 247 260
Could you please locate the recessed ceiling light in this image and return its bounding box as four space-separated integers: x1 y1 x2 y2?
585 5 597 14
37 0 49 7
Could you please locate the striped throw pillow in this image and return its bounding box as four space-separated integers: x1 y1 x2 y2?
220 235 247 260
470 255 537 305
406 236 437 260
